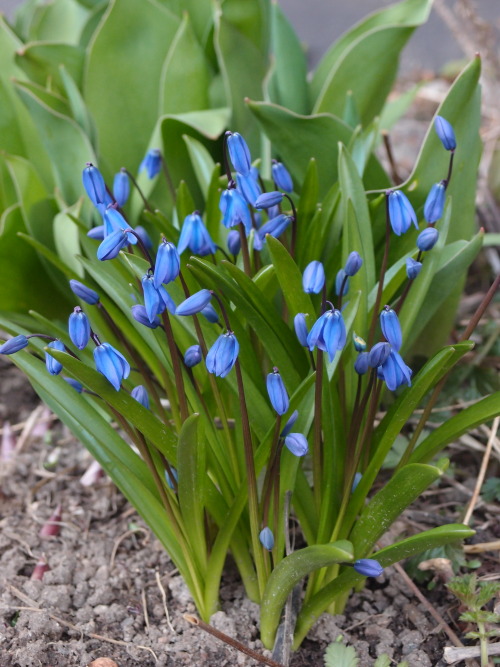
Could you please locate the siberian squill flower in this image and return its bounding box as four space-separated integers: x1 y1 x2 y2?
353 559 384 577
423 183 446 223
153 239 180 288
307 308 346 362
227 230 241 255
294 313 309 347
237 170 262 207
368 342 391 368
113 169 129 207
417 227 439 251
380 306 402 351
0 335 29 355
302 261 325 294
68 308 90 350
255 191 284 209
344 251 363 277
178 212 216 256
176 290 212 316
139 149 162 179
206 332 239 378
220 189 252 234
272 161 293 192
82 163 106 206
227 132 252 174
434 115 456 151
131 385 149 409
131 305 160 329
70 280 100 305
103 207 137 244
45 340 65 376
184 345 202 368
266 368 289 415
387 190 418 236
284 433 308 456
97 228 130 260
93 342 130 390
380 349 412 391
258 214 292 241
259 527 274 551
406 257 422 280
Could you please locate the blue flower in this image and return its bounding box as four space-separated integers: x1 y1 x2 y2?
165 467 178 490
255 191 284 209
131 305 160 329
70 280 100 305
157 286 176 315
87 226 105 240
280 410 299 438
184 345 202 368
307 309 346 362
259 527 274 551
93 342 130 390
139 149 162 179
344 251 363 277
237 170 262 207
0 335 28 355
351 472 362 492
68 308 90 350
354 352 369 375
368 342 391 368
294 313 309 347
227 132 252 174
113 169 129 207
380 306 402 351
417 227 439 251
380 349 412 391
266 368 289 415
387 190 418 236
63 377 83 393
206 332 239 378
131 385 149 409
434 115 456 151
97 228 130 261
45 340 65 376
406 257 422 280
353 558 383 577
201 303 219 323
302 261 325 294
335 269 349 297
82 163 107 206
178 212 216 256
227 229 241 255
154 239 180 288
220 189 252 234
272 161 293 193
284 433 308 456
423 183 446 223
353 333 366 352
142 274 162 323
258 214 292 241
176 289 212 316
103 207 137 244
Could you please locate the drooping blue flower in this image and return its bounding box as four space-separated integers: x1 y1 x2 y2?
131 305 160 329
353 558 383 577
68 308 91 350
307 309 347 362
227 132 252 174
134 225 153 250
63 377 83 393
87 226 105 240
184 345 202 368
201 303 219 323
354 352 369 375
142 274 162 323
70 280 100 305
255 191 284 209
281 410 299 438
219 189 252 235
417 227 439 252
272 161 293 193
380 349 412 391
227 229 241 255
97 228 129 261
266 368 289 415
259 527 274 551
302 261 325 294
154 239 180 288
344 251 363 277
406 257 423 280
165 467 178 490
139 149 162 179
103 207 137 244
434 115 456 151
131 385 149 409
178 212 216 256
294 313 309 347
82 163 107 206
335 269 349 297
237 170 262 207
353 333 366 352
258 214 292 241
176 289 212 316
206 332 239 378
368 342 391 368
380 306 402 351
284 433 308 457
113 169 129 207
45 340 65 376
157 286 176 315
93 342 130 390
0 335 28 355
423 183 446 223
387 190 418 236
351 472 362 492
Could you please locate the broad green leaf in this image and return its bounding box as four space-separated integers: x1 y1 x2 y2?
266 236 315 318
159 13 211 115
26 0 90 43
178 0 213 47
84 0 181 173
59 65 96 142
294 524 474 647
14 42 85 90
183 135 216 197
410 391 500 464
53 203 84 278
260 540 354 648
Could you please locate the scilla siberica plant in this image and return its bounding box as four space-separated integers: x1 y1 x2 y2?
2 112 499 655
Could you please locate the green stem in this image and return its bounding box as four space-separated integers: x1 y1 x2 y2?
160 311 189 422
367 193 391 348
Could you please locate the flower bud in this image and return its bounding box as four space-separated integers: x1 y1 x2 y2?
387 190 417 236
131 305 160 329
227 229 241 255
154 239 180 288
266 368 289 415
206 332 239 378
353 333 366 352
131 385 149 409
344 251 363 277
423 183 445 223
406 257 422 280
139 149 162 179
97 228 129 260
237 170 262 207
284 433 308 456
417 227 439 252
302 261 325 294
380 306 402 351
93 342 130 391
434 115 456 151
87 226 105 240
354 352 369 375
255 191 284 209
227 132 252 174
0 335 28 355
68 308 91 350
272 161 293 193
82 163 106 206
184 345 202 368
258 214 292 241
294 313 309 347
70 280 100 305
368 342 391 368
113 169 129 207
201 303 219 323
335 269 349 297
176 289 212 317
259 526 274 551
63 377 83 393
45 340 65 375
353 558 384 578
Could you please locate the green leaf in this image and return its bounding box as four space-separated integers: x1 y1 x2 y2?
14 42 85 90
324 640 359 667
266 236 315 317
53 202 84 278
410 391 500 464
183 135 216 197
25 0 90 43
260 540 353 648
